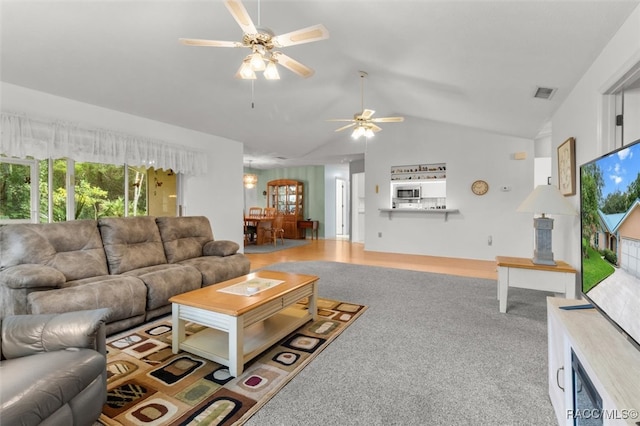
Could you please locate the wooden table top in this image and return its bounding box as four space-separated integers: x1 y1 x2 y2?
495 256 576 273
244 216 273 222
169 270 318 316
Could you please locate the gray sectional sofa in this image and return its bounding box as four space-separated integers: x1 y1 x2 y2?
0 216 250 335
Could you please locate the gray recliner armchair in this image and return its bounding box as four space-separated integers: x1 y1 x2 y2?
0 308 109 426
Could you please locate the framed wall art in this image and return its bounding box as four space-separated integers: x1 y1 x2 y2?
558 137 576 196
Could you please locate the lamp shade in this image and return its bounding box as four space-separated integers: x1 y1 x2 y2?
263 60 280 80
236 58 257 80
243 173 257 188
516 184 577 216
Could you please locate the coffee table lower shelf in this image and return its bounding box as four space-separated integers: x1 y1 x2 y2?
173 306 312 376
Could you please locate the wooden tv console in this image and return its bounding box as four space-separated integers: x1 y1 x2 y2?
547 297 640 425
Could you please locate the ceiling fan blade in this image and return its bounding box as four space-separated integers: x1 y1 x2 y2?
326 118 356 122
335 123 357 132
360 109 375 119
224 0 257 35
179 38 242 48
272 24 330 48
371 124 383 132
272 52 314 78
371 116 405 123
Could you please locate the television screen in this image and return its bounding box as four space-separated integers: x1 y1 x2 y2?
580 138 640 350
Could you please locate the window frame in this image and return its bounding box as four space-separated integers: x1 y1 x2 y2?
0 157 39 224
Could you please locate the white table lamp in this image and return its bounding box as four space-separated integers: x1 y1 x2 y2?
517 184 577 265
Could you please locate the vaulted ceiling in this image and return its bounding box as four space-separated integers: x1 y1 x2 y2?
2 1 638 168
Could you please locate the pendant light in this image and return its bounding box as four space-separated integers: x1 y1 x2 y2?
243 160 258 188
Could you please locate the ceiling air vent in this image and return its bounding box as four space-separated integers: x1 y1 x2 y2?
533 86 557 100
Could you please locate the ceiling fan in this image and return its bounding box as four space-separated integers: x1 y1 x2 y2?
328 71 404 139
179 0 329 80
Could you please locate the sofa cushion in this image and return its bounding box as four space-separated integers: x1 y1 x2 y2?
203 240 239 257
98 216 167 274
0 349 104 426
0 220 108 280
0 264 66 289
28 276 147 323
156 216 214 263
179 254 251 286
123 264 202 311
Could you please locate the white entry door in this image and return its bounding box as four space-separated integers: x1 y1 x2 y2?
336 178 347 236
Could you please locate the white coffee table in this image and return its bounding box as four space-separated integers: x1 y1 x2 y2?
169 270 318 377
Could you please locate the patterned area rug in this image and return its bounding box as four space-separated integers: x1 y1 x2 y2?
99 297 366 425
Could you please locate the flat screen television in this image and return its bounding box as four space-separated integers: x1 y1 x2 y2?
580 138 640 351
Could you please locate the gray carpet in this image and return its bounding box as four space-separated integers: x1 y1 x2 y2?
246 261 556 426
243 239 310 254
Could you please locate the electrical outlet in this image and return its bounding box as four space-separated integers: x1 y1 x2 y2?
378 232 382 238
488 235 493 246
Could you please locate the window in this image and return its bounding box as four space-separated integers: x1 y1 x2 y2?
1 157 177 223
41 158 69 222
74 162 131 219
0 158 38 223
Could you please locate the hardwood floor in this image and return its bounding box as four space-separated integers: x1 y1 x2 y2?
244 238 497 280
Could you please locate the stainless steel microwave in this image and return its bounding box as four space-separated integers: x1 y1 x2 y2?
395 186 420 199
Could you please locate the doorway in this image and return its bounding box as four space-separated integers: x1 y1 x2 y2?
336 177 348 237
602 58 640 151
614 81 640 146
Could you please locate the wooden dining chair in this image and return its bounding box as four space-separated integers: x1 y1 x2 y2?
269 213 285 246
263 207 276 218
245 207 262 243
248 207 262 217
243 222 253 245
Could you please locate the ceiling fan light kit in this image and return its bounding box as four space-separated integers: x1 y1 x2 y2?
351 125 375 140
236 53 280 80
180 0 328 80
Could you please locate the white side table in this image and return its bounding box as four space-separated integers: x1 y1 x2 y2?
496 256 576 313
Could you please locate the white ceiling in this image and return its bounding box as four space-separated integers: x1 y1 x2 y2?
2 1 638 169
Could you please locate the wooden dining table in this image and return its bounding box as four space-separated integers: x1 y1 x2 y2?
244 215 273 245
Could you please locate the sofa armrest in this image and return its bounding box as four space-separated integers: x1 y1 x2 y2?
1 308 110 359
0 264 66 290
203 240 240 257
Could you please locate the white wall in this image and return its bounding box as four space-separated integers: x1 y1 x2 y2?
364 118 534 261
352 172 365 243
551 6 640 271
1 82 246 247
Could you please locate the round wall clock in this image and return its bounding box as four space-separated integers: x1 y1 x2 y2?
471 180 489 195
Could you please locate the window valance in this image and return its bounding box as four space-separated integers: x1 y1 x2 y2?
1 112 208 175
